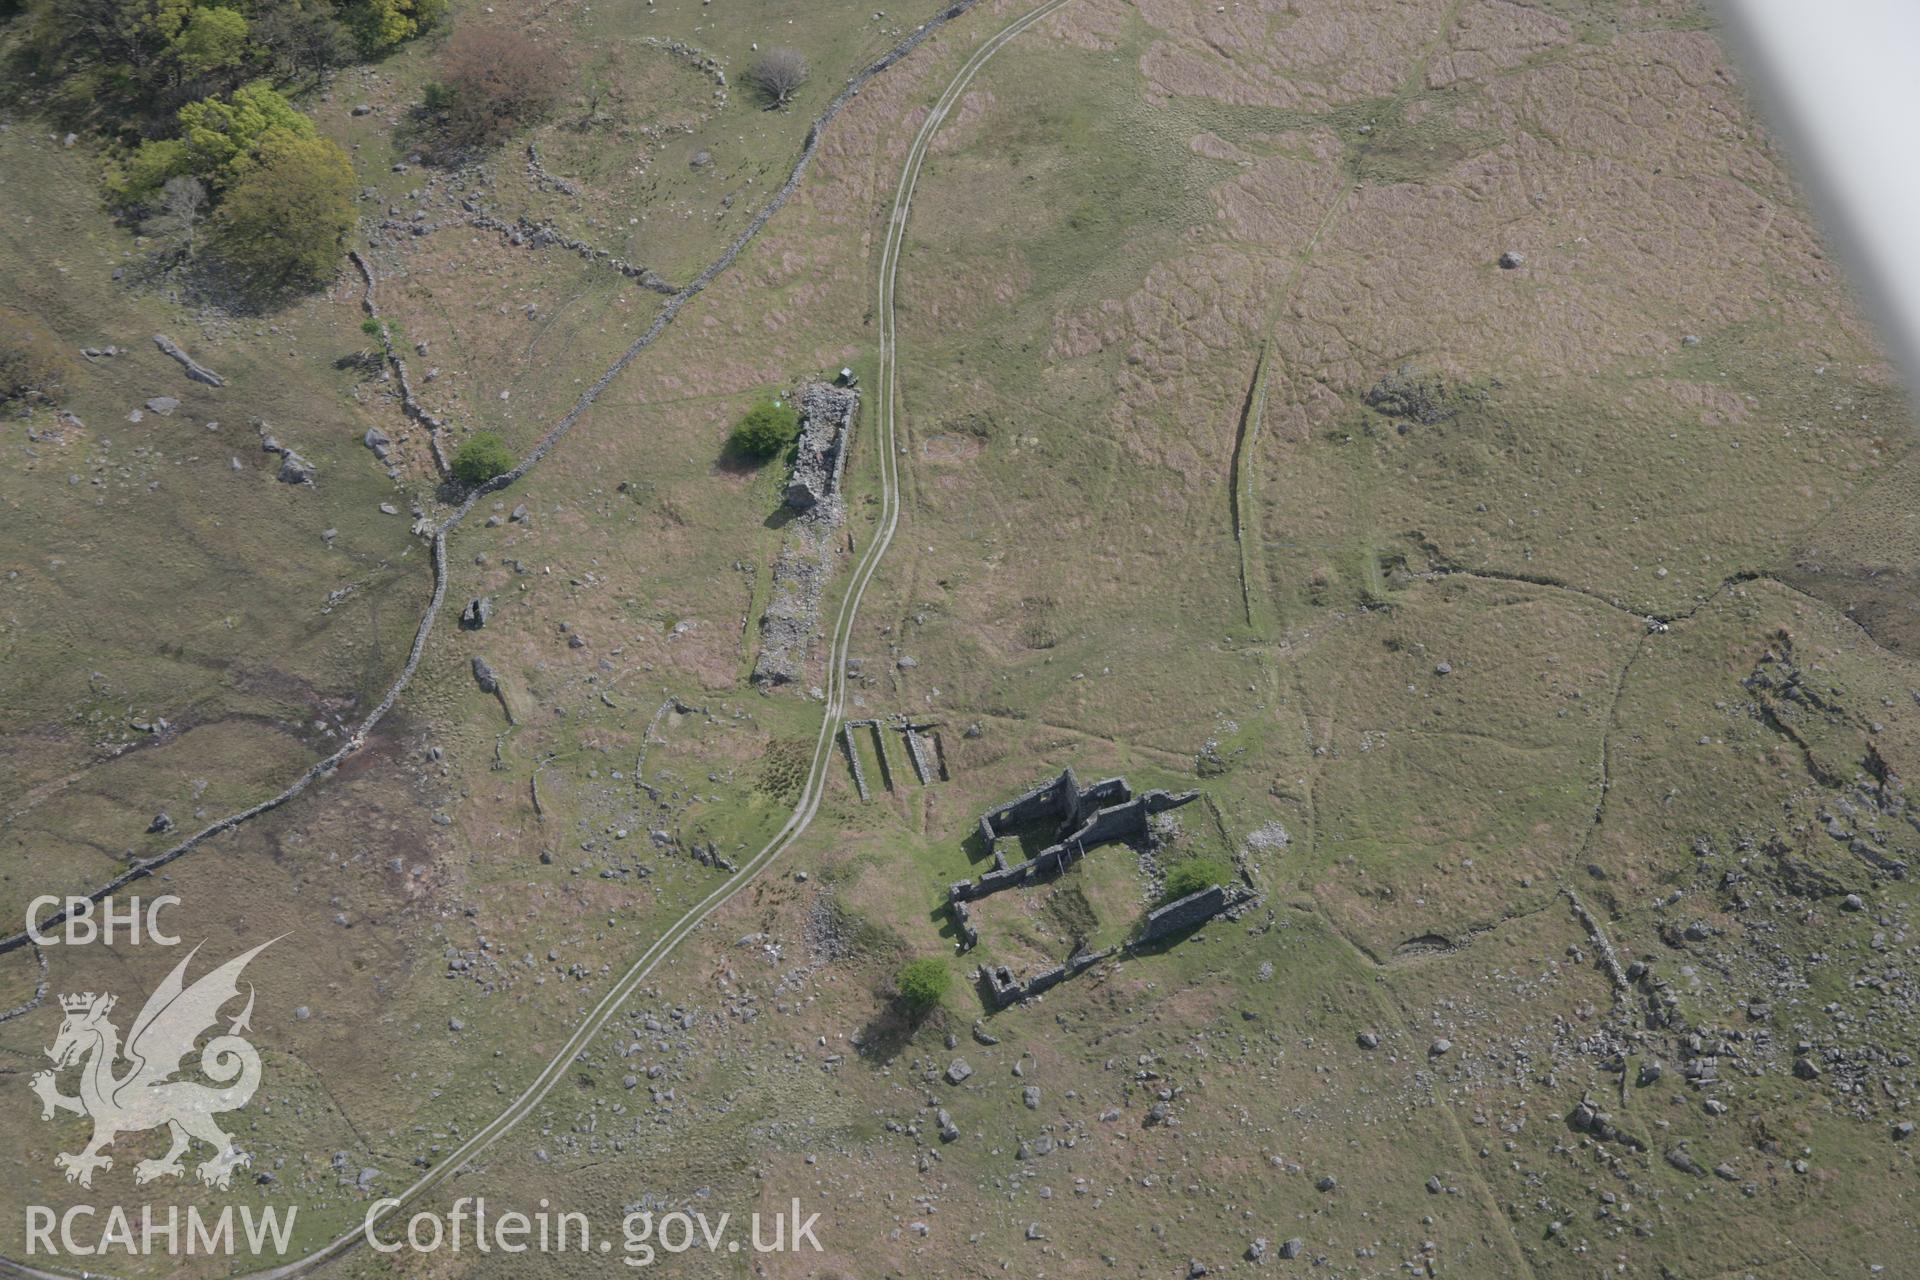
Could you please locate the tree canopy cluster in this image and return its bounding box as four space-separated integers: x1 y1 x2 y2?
14 0 444 296
728 399 800 460
21 0 442 130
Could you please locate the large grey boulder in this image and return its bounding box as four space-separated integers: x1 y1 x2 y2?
276 450 316 484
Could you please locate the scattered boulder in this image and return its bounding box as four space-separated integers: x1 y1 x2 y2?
1429 1037 1452 1057
145 396 180 416
1498 250 1525 269
1664 1145 1705 1177
945 1059 972 1085
1279 1237 1304 1260
147 813 174 834
471 657 499 693
276 450 316 484
364 427 392 461
460 597 494 630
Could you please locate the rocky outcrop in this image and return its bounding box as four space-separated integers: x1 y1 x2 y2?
152 334 224 387
257 423 316 484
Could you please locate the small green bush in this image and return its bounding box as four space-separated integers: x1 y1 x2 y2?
452 431 515 485
728 400 799 459
896 956 951 1013
1160 856 1232 903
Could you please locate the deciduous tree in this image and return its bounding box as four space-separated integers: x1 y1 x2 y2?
745 46 808 107
428 26 563 151
212 132 355 294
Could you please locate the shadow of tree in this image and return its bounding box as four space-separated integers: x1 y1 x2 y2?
854 996 937 1067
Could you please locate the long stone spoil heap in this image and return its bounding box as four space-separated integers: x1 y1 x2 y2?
753 383 857 686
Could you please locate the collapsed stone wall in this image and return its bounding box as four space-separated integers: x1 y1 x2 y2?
640 36 729 96
978 884 1244 1009
753 383 857 686
525 144 582 197
980 943 1114 1009
349 249 453 478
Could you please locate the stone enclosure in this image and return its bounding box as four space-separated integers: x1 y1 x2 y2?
945 769 1247 1008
